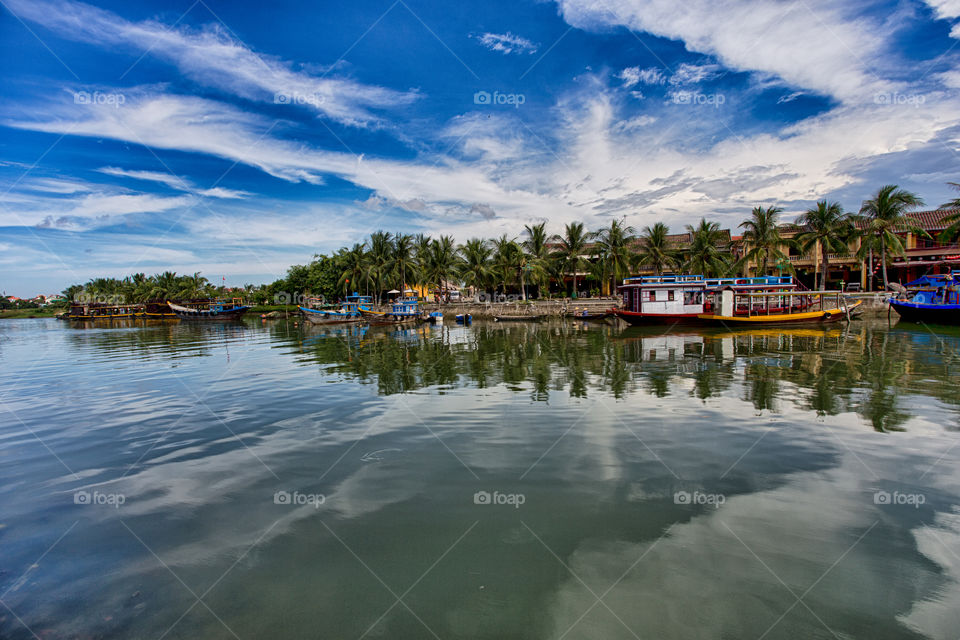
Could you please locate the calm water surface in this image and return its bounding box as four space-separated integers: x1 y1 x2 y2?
1 317 959 639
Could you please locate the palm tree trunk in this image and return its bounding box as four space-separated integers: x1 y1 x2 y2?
881 239 889 291
520 268 526 301
821 243 829 290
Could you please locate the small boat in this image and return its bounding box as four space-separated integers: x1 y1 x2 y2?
428 311 443 325
367 297 425 325
889 272 960 325
167 299 249 321
300 294 371 324
494 314 542 322
565 310 609 321
455 313 472 324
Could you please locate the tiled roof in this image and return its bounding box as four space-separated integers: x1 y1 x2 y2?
787 208 959 233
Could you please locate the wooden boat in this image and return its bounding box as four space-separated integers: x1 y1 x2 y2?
427 312 444 325
565 310 609 321
455 313 472 324
65 302 142 320
612 275 799 326
696 289 860 326
301 294 371 323
367 297 425 325
494 314 542 322
139 301 178 319
167 299 249 320
889 273 960 325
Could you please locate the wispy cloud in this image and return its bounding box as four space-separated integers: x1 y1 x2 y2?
474 32 538 55
557 0 890 101
618 66 666 87
97 167 252 198
4 0 418 127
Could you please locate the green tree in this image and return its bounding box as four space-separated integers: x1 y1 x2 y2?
683 219 732 277
636 222 677 276
936 181 960 244
858 185 925 290
551 222 591 298
457 238 493 297
795 201 851 290
593 219 635 294
740 205 791 276
522 222 551 298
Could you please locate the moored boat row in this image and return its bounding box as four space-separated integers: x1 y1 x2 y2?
61 298 251 321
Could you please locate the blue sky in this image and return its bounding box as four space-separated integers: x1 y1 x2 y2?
2 0 960 295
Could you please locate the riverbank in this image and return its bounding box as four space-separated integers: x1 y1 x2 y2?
0 308 61 319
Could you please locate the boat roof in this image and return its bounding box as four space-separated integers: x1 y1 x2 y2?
904 272 960 287
619 275 795 289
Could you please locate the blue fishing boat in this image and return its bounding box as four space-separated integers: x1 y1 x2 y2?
455 313 472 324
367 297 424 325
890 272 960 325
167 299 250 321
299 294 370 325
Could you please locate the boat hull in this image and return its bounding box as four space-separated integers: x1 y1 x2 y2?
172 307 249 321
494 315 542 322
890 300 960 325
697 308 848 326
611 309 703 326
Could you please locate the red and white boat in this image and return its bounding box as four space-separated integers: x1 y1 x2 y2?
611 275 801 326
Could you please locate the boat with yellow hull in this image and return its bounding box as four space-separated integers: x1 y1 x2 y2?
697 289 860 326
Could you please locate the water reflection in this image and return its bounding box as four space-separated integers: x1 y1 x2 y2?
283 320 960 433
1 318 959 639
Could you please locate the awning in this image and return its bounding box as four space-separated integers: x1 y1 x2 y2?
387 289 401 294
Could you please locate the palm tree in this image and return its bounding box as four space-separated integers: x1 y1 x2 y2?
683 219 732 277
491 235 521 297
936 182 960 244
636 222 676 276
337 243 368 297
740 206 791 276
551 222 591 298
413 233 433 291
393 233 416 293
522 222 551 298
367 231 394 303
593 219 635 294
148 271 180 301
858 185 925 290
426 236 457 301
795 201 851 290
457 238 493 297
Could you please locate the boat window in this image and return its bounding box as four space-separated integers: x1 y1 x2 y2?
667 290 675 301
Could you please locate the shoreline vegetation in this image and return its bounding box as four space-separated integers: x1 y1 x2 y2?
9 183 960 315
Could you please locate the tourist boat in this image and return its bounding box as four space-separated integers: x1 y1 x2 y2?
612 275 799 325
889 272 960 325
696 288 859 325
66 302 142 320
139 301 178 319
367 297 425 325
300 294 370 324
167 299 250 320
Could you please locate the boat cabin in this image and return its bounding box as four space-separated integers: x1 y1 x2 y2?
619 275 709 315
903 272 960 305
391 297 421 317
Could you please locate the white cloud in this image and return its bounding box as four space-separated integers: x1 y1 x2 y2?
925 0 960 19
669 62 721 85
475 32 539 55
98 166 252 198
5 0 417 127
556 0 889 102
618 66 666 87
